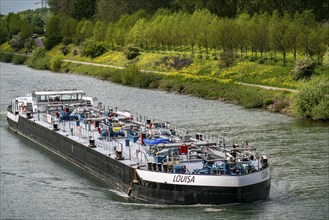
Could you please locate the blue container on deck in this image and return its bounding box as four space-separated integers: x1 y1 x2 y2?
125 138 130 147
127 132 139 143
173 164 185 174
154 156 166 163
143 138 170 146
76 120 80 126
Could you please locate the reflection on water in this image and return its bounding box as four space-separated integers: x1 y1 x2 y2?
0 63 328 219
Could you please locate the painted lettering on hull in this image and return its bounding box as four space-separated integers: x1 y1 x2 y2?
173 175 195 184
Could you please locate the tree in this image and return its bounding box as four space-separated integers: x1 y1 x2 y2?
269 14 291 64
80 20 93 39
235 13 250 58
44 15 62 49
71 0 96 20
249 13 270 60
309 25 327 64
0 19 8 44
294 10 317 56
105 23 116 48
20 21 33 39
93 20 106 42
126 19 147 48
2 13 23 39
218 18 238 61
287 19 301 62
194 9 214 58
61 17 78 45
188 11 202 56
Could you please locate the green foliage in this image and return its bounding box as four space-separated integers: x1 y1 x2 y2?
71 0 96 20
272 99 290 112
44 36 62 50
0 52 13 62
49 56 62 72
123 45 140 60
12 54 27 64
81 40 107 58
233 86 264 108
61 17 78 45
291 55 315 80
0 21 8 44
2 13 23 38
9 33 24 51
26 47 50 69
121 64 138 85
292 75 329 120
45 15 62 50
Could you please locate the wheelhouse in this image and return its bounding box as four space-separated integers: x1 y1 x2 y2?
32 89 85 105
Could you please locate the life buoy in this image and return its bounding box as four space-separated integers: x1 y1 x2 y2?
229 164 235 171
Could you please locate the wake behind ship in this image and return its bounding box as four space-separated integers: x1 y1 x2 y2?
6 89 271 204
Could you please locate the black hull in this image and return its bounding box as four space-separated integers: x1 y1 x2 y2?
7 114 134 194
131 176 271 205
7 113 270 205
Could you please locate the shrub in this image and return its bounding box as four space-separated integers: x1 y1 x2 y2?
12 54 27 64
44 36 62 50
291 55 315 80
9 34 24 51
49 56 62 72
26 47 50 69
123 45 140 60
0 52 13 62
121 64 139 85
273 99 290 112
292 75 329 120
263 98 274 106
81 40 107 58
238 88 263 108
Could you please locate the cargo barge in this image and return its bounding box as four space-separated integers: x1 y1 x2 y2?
6 89 271 204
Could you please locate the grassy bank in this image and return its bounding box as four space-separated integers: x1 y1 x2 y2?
1 43 328 120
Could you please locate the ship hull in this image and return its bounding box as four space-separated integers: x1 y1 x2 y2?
7 110 271 205
131 175 270 204
6 111 134 193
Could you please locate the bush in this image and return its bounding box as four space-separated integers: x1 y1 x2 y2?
123 45 140 60
44 36 62 50
0 52 13 62
49 56 62 72
12 54 27 64
238 88 263 108
82 40 107 58
291 55 315 80
9 34 24 51
121 64 139 85
292 75 329 120
273 99 290 112
263 98 274 106
26 47 50 69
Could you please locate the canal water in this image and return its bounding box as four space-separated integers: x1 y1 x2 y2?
0 63 328 219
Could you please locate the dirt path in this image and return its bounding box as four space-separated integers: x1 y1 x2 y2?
62 59 299 93
62 59 165 74
235 82 299 93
